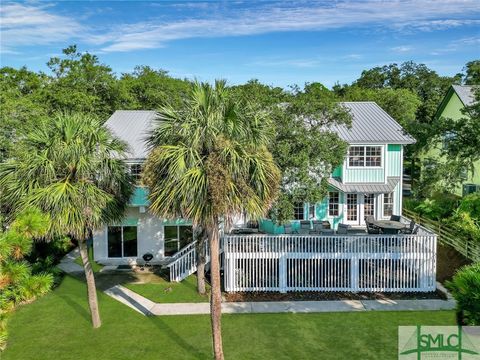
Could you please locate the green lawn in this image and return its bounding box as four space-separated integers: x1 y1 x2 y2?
3 276 456 360
74 247 104 273
124 275 210 303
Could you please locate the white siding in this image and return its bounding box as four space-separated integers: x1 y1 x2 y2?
93 207 164 265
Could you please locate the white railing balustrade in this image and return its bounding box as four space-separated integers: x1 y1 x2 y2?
223 232 437 293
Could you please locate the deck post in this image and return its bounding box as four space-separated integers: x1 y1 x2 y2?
279 252 287 293
350 256 359 291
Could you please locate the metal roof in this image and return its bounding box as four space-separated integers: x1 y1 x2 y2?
104 110 157 160
452 85 476 106
330 102 416 145
105 101 415 161
328 176 400 194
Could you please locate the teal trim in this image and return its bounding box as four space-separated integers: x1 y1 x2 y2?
113 217 139 226
388 144 401 152
332 166 342 178
129 186 150 207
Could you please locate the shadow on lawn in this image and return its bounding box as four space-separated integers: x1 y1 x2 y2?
148 315 211 358
57 294 91 323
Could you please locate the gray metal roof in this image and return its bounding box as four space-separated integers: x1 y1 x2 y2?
330 102 415 145
452 85 476 106
104 110 157 160
328 176 400 193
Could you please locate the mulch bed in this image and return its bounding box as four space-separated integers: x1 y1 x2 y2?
224 289 447 302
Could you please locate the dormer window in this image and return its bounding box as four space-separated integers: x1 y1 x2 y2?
130 164 142 183
348 146 382 167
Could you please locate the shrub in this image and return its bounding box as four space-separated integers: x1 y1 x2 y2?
446 263 480 325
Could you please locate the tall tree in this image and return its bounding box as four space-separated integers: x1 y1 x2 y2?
463 60 480 85
143 80 280 359
234 81 350 222
0 113 134 328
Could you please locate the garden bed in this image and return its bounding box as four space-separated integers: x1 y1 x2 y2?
224 289 447 302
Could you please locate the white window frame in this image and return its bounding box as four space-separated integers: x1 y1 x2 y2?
328 192 339 217
129 163 143 183
293 203 305 220
346 145 383 169
383 192 394 218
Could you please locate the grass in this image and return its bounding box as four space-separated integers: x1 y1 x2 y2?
124 275 210 303
74 246 104 273
2 275 456 360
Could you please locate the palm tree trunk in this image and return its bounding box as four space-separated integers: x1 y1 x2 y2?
78 238 101 328
196 235 207 295
207 219 224 360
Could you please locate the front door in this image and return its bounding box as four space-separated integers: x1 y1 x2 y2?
345 193 359 225
345 193 376 226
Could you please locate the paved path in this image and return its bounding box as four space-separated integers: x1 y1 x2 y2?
103 284 456 316
58 248 84 274
59 249 456 317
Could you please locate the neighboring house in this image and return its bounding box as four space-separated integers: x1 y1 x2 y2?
260 102 415 233
93 102 415 265
421 85 479 196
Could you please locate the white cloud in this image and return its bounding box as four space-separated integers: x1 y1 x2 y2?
1 1 479 54
0 3 84 54
391 46 413 53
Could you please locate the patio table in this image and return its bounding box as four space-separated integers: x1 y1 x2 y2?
370 220 406 234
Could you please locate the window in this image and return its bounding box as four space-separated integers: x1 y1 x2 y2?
164 225 193 256
308 204 316 219
346 194 358 221
107 226 138 258
130 164 142 183
364 193 375 217
383 193 394 217
463 184 480 196
293 203 304 220
442 131 456 150
348 146 382 167
328 192 339 216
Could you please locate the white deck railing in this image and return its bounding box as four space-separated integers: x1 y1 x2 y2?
166 241 211 282
223 232 437 293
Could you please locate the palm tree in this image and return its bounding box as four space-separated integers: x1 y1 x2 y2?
143 80 280 359
0 113 133 328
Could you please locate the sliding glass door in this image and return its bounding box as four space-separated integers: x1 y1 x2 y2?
107 226 138 258
164 225 193 257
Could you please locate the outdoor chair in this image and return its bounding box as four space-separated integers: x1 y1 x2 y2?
284 223 293 234
412 225 420 235
367 222 382 234
310 223 323 234
401 220 416 234
336 223 350 235
390 215 401 222
365 215 375 224
299 220 311 234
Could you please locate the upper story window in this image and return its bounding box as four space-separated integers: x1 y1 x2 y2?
293 203 304 220
348 146 382 167
130 164 142 183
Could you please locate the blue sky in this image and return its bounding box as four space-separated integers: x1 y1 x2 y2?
1 1 479 87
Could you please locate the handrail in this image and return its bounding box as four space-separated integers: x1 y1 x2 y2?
403 208 480 262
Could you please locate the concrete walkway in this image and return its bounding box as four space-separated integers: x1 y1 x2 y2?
103 284 456 316
59 249 456 317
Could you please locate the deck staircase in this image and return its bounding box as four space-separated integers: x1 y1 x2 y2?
165 241 211 282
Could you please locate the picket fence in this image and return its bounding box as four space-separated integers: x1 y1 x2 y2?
223 230 437 293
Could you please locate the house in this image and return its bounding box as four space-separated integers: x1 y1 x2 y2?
260 101 415 233
92 105 438 293
421 85 479 196
93 102 415 265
